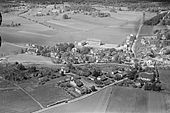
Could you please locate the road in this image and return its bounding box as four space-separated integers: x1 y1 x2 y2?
131 18 143 58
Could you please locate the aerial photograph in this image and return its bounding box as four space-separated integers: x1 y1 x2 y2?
0 0 170 113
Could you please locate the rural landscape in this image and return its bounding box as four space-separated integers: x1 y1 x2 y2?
1 0 170 113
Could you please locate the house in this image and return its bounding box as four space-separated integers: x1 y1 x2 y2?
141 38 146 45
60 66 67 74
67 87 80 97
70 80 77 87
36 11 44 16
86 39 102 46
88 75 96 81
75 87 81 94
138 72 155 82
142 35 157 40
146 59 154 67
51 9 60 15
97 75 107 81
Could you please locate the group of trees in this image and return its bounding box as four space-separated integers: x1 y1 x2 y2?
144 12 167 26
143 81 161 91
63 14 71 19
0 12 1 47
56 43 75 52
1 63 33 82
0 62 62 84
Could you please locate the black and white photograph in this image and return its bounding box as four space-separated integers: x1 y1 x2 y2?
0 0 170 113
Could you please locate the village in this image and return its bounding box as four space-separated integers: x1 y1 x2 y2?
1 0 170 113
18 9 170 101
16 31 166 100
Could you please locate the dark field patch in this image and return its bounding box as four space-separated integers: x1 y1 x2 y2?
0 89 41 113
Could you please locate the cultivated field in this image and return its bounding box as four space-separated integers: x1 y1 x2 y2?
1 10 143 46
159 69 170 92
0 88 41 113
7 54 54 65
35 86 170 113
0 42 24 57
0 69 72 113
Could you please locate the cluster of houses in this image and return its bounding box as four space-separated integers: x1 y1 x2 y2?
59 60 161 93
24 33 165 70
83 10 111 18
57 74 97 98
25 39 135 65
136 32 170 66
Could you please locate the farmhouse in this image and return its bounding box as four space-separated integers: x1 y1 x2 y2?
138 72 155 82
86 39 102 46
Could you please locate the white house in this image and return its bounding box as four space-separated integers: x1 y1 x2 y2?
146 59 154 67
75 88 81 94
70 80 77 87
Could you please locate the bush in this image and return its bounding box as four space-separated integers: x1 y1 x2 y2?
17 63 26 70
80 47 91 54
28 66 37 72
152 82 162 91
63 14 70 19
74 80 84 87
110 8 117 13
90 86 97 92
143 83 152 90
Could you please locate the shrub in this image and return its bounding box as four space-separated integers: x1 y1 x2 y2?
143 82 152 90
28 66 37 72
90 86 97 92
17 63 26 70
74 80 84 87
63 14 70 19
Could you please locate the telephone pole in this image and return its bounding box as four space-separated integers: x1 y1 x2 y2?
143 11 145 24
0 12 2 26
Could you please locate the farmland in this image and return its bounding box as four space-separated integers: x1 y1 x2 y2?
35 86 170 113
0 63 72 113
0 42 24 57
1 10 142 45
